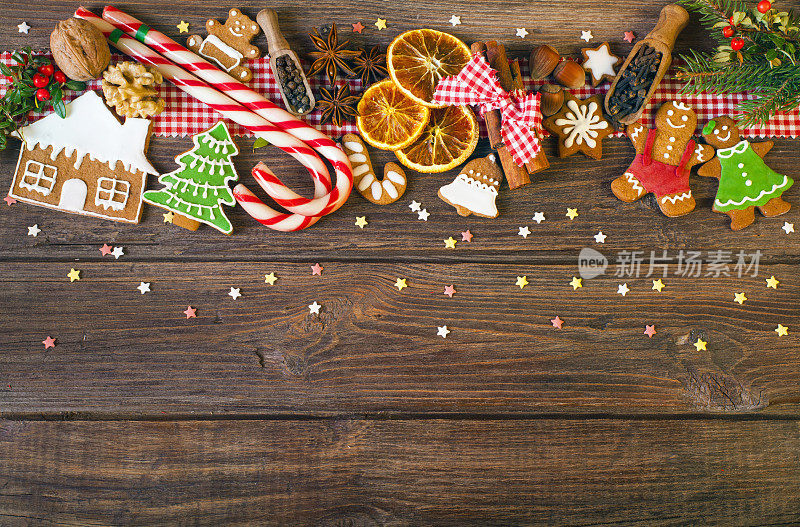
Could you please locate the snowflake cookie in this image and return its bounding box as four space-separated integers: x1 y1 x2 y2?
543 93 612 159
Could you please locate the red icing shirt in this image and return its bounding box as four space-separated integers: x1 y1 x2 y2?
625 128 695 196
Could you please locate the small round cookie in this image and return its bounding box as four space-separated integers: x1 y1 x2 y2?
341 134 407 205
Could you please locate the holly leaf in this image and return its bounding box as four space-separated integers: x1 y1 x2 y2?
0 63 11 76
253 137 270 149
732 11 747 25
53 99 66 118
64 80 85 91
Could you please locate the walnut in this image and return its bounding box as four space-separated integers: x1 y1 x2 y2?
101 62 165 119
50 18 111 81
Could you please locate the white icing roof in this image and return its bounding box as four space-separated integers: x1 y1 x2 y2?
18 91 158 176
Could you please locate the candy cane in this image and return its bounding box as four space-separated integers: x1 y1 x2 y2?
75 8 352 230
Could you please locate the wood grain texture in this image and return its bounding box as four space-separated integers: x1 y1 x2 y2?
2 418 800 526
1 261 797 416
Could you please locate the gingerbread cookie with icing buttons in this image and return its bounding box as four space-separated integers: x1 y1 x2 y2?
187 8 261 82
341 134 407 205
698 115 793 230
611 101 714 217
438 154 502 218
543 92 612 160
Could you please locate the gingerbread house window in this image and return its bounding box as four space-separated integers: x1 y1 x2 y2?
95 177 130 211
20 160 57 196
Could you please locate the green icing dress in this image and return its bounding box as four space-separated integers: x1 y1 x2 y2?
714 140 793 212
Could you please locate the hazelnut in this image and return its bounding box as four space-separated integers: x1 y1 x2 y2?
553 60 586 90
539 84 564 117
529 44 561 80
50 18 111 81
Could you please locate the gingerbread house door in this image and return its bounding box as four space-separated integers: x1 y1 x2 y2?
58 178 88 212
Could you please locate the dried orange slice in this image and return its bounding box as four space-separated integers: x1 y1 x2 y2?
356 79 430 151
394 105 479 173
387 29 471 108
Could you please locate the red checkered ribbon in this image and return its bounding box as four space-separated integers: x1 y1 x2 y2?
432 54 542 166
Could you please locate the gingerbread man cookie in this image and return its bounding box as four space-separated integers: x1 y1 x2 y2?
698 116 793 230
187 8 261 82
611 101 714 217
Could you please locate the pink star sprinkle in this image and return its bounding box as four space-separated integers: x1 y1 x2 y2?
311 263 324 276
183 306 197 319
352 21 364 33
99 244 113 256
551 316 564 329
443 285 456 298
624 31 636 43
461 230 473 242
42 336 56 349
644 325 656 338
3 195 16 206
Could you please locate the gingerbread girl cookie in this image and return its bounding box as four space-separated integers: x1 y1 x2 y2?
187 8 261 82
611 101 714 217
698 116 793 230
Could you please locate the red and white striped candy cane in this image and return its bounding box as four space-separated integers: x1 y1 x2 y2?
76 8 352 231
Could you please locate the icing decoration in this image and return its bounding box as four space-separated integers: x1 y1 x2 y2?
143 121 239 234
544 93 612 159
582 42 620 86
198 34 244 71
438 155 502 218
341 134 407 205
713 140 793 211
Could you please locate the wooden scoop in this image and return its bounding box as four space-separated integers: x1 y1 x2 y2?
257 9 315 116
605 3 689 125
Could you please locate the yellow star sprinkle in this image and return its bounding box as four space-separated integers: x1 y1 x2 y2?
444 236 457 249
67 268 81 282
566 208 579 220
375 18 387 30
652 279 665 292
693 338 707 351
264 272 277 285
355 216 368 228
394 278 407 291
516 276 528 289
569 276 583 290
775 324 788 337
177 20 190 33
766 275 780 289
162 211 174 223
734 292 747 305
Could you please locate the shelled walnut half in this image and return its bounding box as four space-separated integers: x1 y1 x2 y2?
101 62 165 119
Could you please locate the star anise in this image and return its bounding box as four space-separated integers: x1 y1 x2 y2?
307 23 359 85
316 84 360 127
350 46 388 85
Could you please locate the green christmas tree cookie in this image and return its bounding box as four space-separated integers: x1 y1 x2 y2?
143 121 239 234
698 116 793 231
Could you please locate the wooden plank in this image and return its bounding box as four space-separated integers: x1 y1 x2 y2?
1 261 797 416
2 418 800 525
1 138 799 262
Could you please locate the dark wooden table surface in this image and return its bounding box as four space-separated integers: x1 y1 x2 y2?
2 0 800 525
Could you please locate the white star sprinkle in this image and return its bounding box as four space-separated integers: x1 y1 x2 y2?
111 246 124 259
418 209 430 221
308 301 321 314
594 231 607 243
449 15 461 26
580 30 593 42
27 224 41 237
532 212 545 224
228 287 241 300
409 200 421 212
518 226 531 238
137 282 151 294
617 283 630 296
515 27 529 38
17 22 30 34
437 325 450 338
782 222 795 234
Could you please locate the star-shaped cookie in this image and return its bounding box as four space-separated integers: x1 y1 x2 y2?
543 92 613 160
581 42 620 87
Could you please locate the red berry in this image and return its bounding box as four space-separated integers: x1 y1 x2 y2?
38 64 54 76
723 25 735 38
32 73 48 88
731 37 745 51
35 88 50 101
757 0 772 13
54 71 66 83
729 15 736 25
